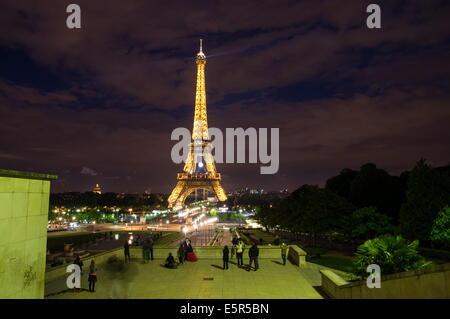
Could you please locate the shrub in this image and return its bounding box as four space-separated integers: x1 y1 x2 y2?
54 257 66 265
342 207 396 243
430 206 450 249
418 247 450 261
353 235 432 277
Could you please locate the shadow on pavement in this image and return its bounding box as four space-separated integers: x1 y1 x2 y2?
211 264 223 270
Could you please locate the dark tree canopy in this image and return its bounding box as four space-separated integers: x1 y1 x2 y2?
326 168 358 199
326 163 407 224
256 185 355 237
400 159 450 243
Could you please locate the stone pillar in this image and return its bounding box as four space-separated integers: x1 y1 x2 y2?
0 169 57 298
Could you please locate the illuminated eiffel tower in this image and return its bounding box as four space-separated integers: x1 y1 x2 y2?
168 40 227 208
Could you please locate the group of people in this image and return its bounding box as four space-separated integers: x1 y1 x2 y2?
224 239 260 271
123 233 160 263
165 238 197 268
73 255 97 292
224 237 289 270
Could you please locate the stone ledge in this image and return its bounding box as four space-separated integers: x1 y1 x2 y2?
288 245 307 267
0 169 58 181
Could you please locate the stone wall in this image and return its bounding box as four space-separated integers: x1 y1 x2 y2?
321 263 450 299
0 169 57 299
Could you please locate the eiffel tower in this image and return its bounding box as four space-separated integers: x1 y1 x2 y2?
167 40 227 208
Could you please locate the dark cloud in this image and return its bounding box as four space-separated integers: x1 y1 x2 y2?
0 0 449 193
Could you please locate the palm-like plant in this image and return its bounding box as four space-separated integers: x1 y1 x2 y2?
353 235 432 277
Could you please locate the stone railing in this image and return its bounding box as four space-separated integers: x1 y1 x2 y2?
321 263 450 299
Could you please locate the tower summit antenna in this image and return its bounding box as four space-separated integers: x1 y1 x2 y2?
197 39 206 59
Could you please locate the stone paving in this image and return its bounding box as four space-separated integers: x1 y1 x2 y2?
45 257 323 299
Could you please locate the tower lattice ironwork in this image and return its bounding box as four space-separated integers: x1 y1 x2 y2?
167 40 227 208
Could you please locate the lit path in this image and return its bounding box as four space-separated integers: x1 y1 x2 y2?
169 229 215 247
220 229 233 246
45 258 323 299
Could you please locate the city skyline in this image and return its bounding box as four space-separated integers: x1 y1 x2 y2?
1 1 450 193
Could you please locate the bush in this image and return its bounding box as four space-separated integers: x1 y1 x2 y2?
417 247 450 262
342 207 395 243
54 257 66 266
353 235 432 277
430 206 450 249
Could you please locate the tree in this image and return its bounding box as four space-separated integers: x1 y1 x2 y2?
343 207 395 243
349 163 405 223
430 206 450 249
326 168 358 200
280 185 355 239
400 159 450 243
353 235 431 277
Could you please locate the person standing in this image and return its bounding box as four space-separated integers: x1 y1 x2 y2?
249 242 259 271
177 244 185 264
148 238 154 261
281 243 288 266
236 241 245 267
142 239 150 263
124 240 131 263
223 245 229 270
88 260 97 292
74 255 83 273
230 244 236 260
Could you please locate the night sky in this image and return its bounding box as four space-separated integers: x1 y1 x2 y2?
0 1 449 194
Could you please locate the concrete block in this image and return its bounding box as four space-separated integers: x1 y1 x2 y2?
0 193 13 219
27 193 43 216
11 217 27 243
0 177 15 192
12 193 29 218
28 180 43 193
42 181 51 194
13 178 29 193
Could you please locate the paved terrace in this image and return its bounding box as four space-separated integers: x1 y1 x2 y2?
45 247 324 299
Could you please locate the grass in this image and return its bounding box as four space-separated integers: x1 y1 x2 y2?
154 232 184 246
307 255 356 274
242 229 278 244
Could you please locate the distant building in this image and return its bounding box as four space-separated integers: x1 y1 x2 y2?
93 184 102 194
